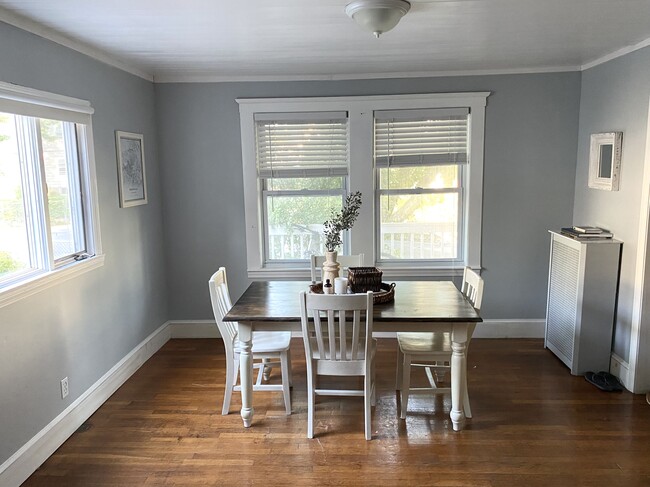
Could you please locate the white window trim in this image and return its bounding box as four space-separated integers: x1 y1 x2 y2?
237 92 489 279
0 81 104 308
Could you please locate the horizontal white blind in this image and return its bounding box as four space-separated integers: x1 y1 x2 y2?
375 108 469 167
255 112 348 178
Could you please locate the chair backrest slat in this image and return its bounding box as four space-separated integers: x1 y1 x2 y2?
351 311 360 360
314 312 326 358
328 309 336 359
338 310 347 360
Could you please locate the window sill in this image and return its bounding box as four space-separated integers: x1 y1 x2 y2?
0 254 105 309
247 265 469 281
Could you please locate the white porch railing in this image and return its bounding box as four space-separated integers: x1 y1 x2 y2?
268 222 457 260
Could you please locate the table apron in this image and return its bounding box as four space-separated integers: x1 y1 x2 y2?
240 321 471 335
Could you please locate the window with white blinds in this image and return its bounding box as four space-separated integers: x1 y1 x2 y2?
255 112 348 178
374 108 469 167
374 108 470 263
253 112 350 263
238 92 488 278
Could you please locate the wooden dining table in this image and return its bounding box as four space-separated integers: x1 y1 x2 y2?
223 280 482 431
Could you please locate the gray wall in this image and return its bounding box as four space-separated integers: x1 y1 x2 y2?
155 73 581 321
573 46 650 362
0 22 167 465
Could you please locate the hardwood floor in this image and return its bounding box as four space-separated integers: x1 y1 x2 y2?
23 338 650 486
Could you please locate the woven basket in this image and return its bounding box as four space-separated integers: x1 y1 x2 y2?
347 267 383 293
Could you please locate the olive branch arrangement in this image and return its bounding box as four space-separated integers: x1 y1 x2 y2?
323 191 362 252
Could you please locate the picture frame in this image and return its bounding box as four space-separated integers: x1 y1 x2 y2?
588 132 622 191
115 131 147 207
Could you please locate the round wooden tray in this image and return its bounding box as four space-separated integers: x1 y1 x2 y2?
309 282 396 304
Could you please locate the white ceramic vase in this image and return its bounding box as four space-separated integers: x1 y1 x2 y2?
322 250 340 285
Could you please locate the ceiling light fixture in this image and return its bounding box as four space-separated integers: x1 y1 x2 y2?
345 0 411 38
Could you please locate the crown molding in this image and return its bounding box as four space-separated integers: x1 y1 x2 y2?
153 65 580 83
582 36 650 71
0 8 153 82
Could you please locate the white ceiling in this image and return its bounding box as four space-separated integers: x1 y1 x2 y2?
0 0 649 83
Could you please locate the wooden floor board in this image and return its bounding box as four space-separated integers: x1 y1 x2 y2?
22 338 650 486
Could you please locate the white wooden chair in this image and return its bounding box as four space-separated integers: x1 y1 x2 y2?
396 267 484 419
208 267 292 416
299 291 376 440
310 253 365 283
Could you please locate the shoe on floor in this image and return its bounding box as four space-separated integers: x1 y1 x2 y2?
585 371 623 392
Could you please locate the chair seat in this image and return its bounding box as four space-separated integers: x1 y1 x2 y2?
397 332 452 354
248 331 292 353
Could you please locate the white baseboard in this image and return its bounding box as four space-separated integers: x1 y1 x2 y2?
168 318 545 339
0 322 171 487
473 319 545 338
168 320 220 338
610 353 632 390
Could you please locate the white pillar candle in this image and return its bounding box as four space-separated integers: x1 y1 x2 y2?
334 277 349 295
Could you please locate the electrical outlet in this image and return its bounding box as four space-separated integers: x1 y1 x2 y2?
60 377 69 399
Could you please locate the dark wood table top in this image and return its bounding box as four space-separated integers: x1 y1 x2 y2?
224 280 482 323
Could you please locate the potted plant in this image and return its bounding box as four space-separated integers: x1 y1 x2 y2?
321 191 362 283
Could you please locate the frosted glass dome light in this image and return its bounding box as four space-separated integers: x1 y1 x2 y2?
345 0 411 38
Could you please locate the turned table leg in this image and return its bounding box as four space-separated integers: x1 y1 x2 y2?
450 324 469 432
237 323 254 427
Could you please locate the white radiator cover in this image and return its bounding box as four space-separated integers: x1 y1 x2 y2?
545 231 622 375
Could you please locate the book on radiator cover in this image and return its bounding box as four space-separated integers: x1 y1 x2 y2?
561 226 613 239
572 225 607 234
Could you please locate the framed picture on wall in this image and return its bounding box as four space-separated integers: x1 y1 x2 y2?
588 132 622 191
115 131 147 207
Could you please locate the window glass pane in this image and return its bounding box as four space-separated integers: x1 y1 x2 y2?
40 119 85 260
0 113 32 279
266 194 342 260
379 165 458 190
266 177 343 191
380 193 458 260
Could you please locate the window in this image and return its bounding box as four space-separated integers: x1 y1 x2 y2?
0 81 102 305
238 93 488 279
255 113 349 263
375 109 468 263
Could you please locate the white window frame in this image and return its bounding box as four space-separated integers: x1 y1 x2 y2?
0 81 104 308
237 92 489 279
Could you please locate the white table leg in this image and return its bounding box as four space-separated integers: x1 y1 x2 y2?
237 322 254 427
450 324 469 432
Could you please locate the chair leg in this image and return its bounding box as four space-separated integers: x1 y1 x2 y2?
286 347 293 387
222 355 238 415
364 371 372 440
400 353 411 420
371 354 376 407
262 357 271 381
280 351 292 415
306 365 315 439
396 346 403 391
